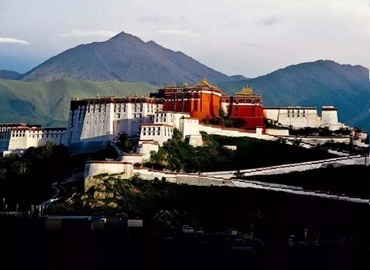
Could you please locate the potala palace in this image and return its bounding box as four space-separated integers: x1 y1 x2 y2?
1 79 368 165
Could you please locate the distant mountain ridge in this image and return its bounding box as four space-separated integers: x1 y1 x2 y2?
218 60 370 133
0 70 22 80
1 60 369 133
0 79 157 127
1 30 369 133
21 31 232 85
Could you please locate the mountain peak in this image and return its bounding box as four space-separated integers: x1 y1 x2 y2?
109 31 142 41
111 31 130 38
146 40 158 45
21 31 231 84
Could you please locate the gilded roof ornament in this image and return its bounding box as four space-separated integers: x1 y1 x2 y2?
239 86 255 95
197 78 211 87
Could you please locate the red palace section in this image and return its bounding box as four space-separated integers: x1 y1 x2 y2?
150 79 265 131
220 86 265 130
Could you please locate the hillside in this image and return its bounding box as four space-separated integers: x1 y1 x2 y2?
218 60 370 132
21 31 231 85
145 131 336 173
0 132 337 206
241 165 370 199
0 70 22 80
0 79 157 127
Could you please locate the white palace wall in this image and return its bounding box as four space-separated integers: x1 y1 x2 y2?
263 106 344 131
180 117 200 138
1 124 65 156
321 106 345 130
80 103 114 142
84 160 134 179
112 102 158 138
199 124 276 141
136 141 159 160
264 107 319 128
63 97 161 153
139 124 174 146
180 117 203 146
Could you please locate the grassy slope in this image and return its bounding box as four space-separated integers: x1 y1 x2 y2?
0 79 157 127
147 133 337 173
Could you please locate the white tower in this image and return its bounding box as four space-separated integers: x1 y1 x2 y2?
321 106 339 130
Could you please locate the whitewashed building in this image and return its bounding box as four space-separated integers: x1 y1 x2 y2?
139 124 174 146
263 106 345 131
0 123 65 156
61 95 204 162
122 111 203 164
139 111 202 147
62 96 163 153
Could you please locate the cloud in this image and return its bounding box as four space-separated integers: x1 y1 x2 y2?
260 15 285 26
157 29 200 38
59 29 118 38
139 15 171 23
0 37 29 45
210 0 243 3
236 42 263 48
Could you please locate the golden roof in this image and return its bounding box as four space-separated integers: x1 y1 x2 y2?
196 78 212 87
238 86 255 96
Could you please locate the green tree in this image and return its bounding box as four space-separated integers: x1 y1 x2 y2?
9 159 28 175
116 132 134 153
0 168 7 180
0 142 74 207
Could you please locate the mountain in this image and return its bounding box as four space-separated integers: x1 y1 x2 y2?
222 74 249 82
22 31 232 85
2 52 370 133
2 60 369 133
0 79 157 127
218 60 370 133
0 70 22 80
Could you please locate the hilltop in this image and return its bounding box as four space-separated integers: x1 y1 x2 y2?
0 70 22 80
21 31 232 85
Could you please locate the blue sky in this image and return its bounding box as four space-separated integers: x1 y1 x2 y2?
0 0 369 78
